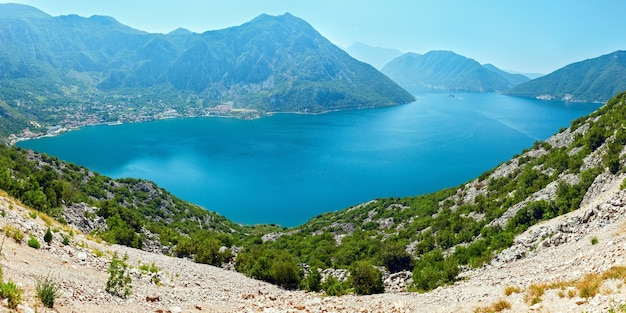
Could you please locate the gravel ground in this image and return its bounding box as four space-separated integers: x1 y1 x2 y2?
2 176 626 313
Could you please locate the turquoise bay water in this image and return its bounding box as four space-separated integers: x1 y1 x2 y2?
18 93 601 226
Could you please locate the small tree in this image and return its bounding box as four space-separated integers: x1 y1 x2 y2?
350 261 384 295
106 252 132 298
44 227 53 245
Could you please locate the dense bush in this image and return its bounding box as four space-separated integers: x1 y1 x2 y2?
303 268 322 292
378 241 413 273
413 250 458 291
322 275 350 296
270 252 301 290
350 261 384 295
236 248 302 290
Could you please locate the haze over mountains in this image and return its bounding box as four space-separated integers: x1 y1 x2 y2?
1 3 626 141
0 3 414 137
344 42 403 70
506 50 626 102
380 51 531 93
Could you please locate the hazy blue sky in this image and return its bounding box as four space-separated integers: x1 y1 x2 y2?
3 0 625 74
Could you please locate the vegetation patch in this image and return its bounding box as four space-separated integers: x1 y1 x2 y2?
504 285 521 296
0 280 23 309
36 274 62 308
473 299 511 313
106 252 132 298
0 92 626 295
27 235 41 249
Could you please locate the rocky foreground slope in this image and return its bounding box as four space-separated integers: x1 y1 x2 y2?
2 165 626 312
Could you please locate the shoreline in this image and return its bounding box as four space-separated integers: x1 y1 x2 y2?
9 104 403 145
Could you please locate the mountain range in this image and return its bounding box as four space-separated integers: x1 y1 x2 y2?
505 50 626 102
380 50 530 93
0 4 414 138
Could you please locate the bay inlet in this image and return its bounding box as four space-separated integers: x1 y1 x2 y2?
17 93 601 226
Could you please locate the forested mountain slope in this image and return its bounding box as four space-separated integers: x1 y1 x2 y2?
0 4 414 138
381 50 529 93
506 50 626 102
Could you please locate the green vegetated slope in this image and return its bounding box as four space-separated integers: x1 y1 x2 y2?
234 91 626 293
1 91 626 294
380 50 530 93
506 51 626 102
0 4 414 138
2 2 626 296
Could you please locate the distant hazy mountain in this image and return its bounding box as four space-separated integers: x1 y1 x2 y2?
506 51 626 102
0 4 414 136
504 70 544 80
345 42 403 70
381 51 530 93
482 64 531 86
168 27 194 35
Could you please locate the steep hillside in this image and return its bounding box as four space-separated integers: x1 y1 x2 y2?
0 4 414 139
506 50 626 102
381 51 529 93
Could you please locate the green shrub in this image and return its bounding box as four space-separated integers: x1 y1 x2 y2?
304 268 322 292
591 237 599 245
139 262 159 273
322 275 349 296
379 241 413 273
28 235 41 249
62 235 70 246
193 237 222 265
586 126 606 151
44 227 53 245
350 261 384 295
0 280 23 309
271 254 301 290
106 252 132 298
149 262 159 273
36 274 62 308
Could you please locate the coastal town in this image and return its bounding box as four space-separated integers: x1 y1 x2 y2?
8 99 260 145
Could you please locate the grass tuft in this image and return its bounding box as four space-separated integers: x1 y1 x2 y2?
474 299 512 313
36 274 62 308
504 285 521 296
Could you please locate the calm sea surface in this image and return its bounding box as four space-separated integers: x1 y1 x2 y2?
18 93 601 226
